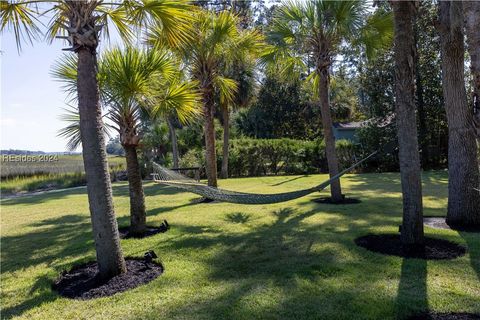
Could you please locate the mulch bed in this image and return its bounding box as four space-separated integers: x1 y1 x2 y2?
119 222 169 239
312 197 361 205
354 234 466 260
424 217 480 233
407 312 480 320
52 258 163 300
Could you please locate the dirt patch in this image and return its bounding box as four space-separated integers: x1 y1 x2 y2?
312 197 361 205
53 258 163 299
118 221 169 239
424 217 480 233
354 234 466 260
407 312 480 320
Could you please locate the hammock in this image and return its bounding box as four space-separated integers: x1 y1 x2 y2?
151 142 394 205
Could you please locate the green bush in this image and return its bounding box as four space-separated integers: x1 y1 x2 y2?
210 138 358 178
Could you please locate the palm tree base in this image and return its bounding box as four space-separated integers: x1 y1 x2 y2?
53 258 163 299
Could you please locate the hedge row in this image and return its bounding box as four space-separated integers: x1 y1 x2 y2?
179 138 359 178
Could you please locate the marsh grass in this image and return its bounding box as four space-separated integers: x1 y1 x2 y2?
1 155 125 195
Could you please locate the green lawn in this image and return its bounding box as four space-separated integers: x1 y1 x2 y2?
1 172 479 319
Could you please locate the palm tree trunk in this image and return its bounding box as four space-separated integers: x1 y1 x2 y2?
167 117 179 169
463 1 480 138
317 66 342 202
124 144 146 236
203 85 218 187
77 48 126 278
392 1 424 247
438 1 480 227
414 22 429 169
221 105 229 179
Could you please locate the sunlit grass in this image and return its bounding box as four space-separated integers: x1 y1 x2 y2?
1 171 479 319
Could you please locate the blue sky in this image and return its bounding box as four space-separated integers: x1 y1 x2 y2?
1 30 72 152
1 12 123 152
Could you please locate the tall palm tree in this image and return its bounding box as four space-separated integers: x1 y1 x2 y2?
219 57 256 179
53 47 200 237
1 0 192 279
438 1 480 228
148 10 264 187
268 0 393 202
391 1 424 248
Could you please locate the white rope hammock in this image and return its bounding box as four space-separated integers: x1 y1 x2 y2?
151 146 386 204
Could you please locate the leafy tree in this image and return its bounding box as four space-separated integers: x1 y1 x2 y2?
267 0 393 202
236 75 319 140
1 0 193 278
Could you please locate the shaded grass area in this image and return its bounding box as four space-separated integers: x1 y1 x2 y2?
1 172 479 319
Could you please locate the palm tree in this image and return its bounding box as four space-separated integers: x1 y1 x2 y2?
219 57 256 179
268 0 393 202
391 1 424 248
54 47 200 237
438 1 480 228
148 10 264 187
1 0 192 279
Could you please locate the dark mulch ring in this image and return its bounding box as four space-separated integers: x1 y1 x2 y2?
424 216 480 233
312 196 361 205
118 222 169 239
354 234 466 260
407 312 480 320
52 258 163 300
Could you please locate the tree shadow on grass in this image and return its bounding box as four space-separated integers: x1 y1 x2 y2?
345 171 448 205
1 274 58 320
0 187 87 206
395 258 428 319
270 175 310 186
1 214 93 274
225 212 251 224
459 232 480 282
128 207 403 319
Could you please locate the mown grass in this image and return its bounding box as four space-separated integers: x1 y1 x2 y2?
1 171 479 319
1 155 125 195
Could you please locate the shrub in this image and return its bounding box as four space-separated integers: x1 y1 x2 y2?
211 138 358 178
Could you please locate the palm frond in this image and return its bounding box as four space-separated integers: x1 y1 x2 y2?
357 10 394 60
214 75 238 105
0 0 43 52
57 104 112 151
151 77 201 125
96 4 135 44
126 0 194 48
50 53 78 100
